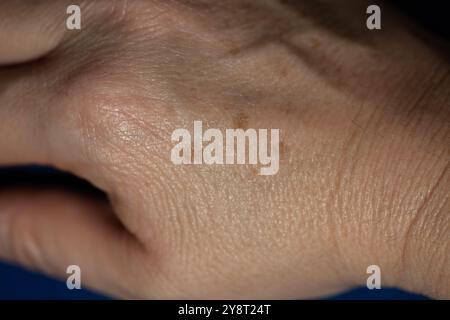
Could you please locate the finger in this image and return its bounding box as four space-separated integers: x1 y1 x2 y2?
0 188 146 298
0 0 85 167
0 1 74 65
0 1 123 182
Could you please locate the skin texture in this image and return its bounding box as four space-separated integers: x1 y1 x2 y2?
0 0 448 299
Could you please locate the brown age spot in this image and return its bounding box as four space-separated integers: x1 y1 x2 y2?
279 139 288 161
229 47 241 56
227 39 242 56
250 166 259 176
280 67 289 78
308 36 321 49
233 112 250 129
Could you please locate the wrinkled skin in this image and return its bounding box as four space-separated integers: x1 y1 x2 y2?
0 0 448 299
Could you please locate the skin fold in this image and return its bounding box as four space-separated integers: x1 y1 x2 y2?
0 0 448 299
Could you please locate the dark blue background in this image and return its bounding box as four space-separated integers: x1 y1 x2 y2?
0 260 428 300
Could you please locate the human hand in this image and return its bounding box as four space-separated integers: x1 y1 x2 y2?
0 0 448 299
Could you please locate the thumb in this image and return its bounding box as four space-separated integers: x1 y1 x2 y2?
0 187 144 297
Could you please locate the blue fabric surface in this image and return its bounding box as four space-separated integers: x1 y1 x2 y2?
0 260 427 300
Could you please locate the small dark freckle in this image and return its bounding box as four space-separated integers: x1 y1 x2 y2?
229 47 241 55
279 140 288 160
250 166 259 176
308 37 321 49
281 105 293 115
234 112 250 129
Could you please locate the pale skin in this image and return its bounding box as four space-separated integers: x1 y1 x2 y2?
0 0 448 299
